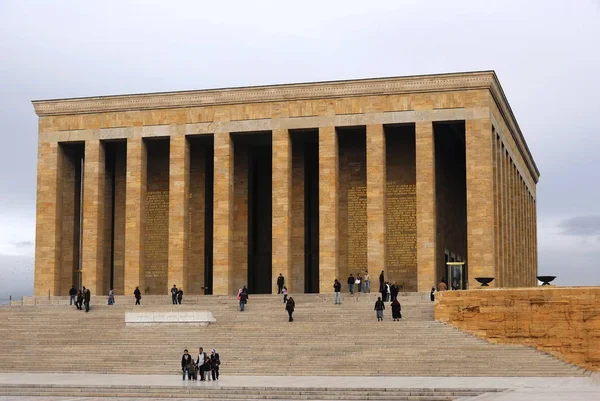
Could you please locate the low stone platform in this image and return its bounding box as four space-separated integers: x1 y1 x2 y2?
0 373 598 400
125 310 216 326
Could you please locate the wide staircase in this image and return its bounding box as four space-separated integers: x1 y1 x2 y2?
0 293 587 378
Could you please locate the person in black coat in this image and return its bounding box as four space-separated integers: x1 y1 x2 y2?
171 285 178 305
75 290 83 310
83 287 91 313
181 349 193 380
379 270 385 292
69 286 77 306
210 349 221 380
430 287 436 302
347 274 355 295
277 273 285 294
333 279 342 305
390 282 399 302
239 288 248 311
391 299 402 321
285 296 295 322
374 297 385 321
177 289 183 304
134 286 142 305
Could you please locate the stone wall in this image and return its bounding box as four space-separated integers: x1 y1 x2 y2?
385 126 417 290
188 139 207 294
435 287 600 371
144 140 170 294
338 128 367 282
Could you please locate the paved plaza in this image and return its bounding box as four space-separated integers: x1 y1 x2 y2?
0 373 598 400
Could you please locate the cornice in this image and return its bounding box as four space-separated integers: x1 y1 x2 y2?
32 71 495 116
31 70 538 180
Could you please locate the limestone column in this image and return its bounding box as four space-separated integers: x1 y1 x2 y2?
318 126 338 292
34 142 63 296
213 132 234 295
465 119 495 288
366 125 386 283
415 122 436 292
81 140 105 294
167 135 190 292
272 129 293 292
124 137 147 295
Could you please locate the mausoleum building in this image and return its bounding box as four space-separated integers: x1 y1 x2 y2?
32 71 539 296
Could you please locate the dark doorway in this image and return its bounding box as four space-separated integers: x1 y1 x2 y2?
246 133 272 294
434 122 467 286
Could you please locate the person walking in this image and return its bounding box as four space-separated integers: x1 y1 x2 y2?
347 274 355 295
239 287 248 311
181 349 193 380
391 298 402 321
69 285 76 306
108 288 115 305
364 271 371 293
277 273 285 294
374 297 385 321
356 274 362 293
171 284 178 305
177 288 183 304
75 290 83 310
379 270 385 293
83 287 91 313
134 286 142 305
381 282 388 303
385 282 391 302
285 296 295 322
197 347 207 381
333 279 341 305
282 286 288 303
210 349 220 380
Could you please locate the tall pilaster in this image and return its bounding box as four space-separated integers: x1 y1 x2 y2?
124 137 147 295
82 140 105 294
34 142 63 295
366 124 386 281
465 119 495 287
168 135 190 292
318 126 338 292
272 129 293 292
415 122 437 291
213 132 234 295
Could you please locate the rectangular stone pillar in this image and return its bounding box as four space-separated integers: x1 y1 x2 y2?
81 140 105 294
415 122 436 292
366 125 386 280
272 129 293 292
34 142 63 295
318 126 338 292
124 137 147 295
168 135 190 292
213 132 234 295
465 119 495 288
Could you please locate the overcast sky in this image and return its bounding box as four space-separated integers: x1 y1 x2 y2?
0 0 599 300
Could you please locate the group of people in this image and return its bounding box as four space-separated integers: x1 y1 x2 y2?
374 296 402 321
68 285 91 312
181 347 221 381
171 284 184 304
344 271 372 295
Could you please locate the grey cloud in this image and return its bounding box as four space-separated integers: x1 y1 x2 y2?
558 215 600 237
14 241 33 248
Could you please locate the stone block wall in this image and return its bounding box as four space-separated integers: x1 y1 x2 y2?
435 287 600 371
188 139 207 294
386 125 417 290
338 128 367 283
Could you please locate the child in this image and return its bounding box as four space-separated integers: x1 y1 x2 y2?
282 286 288 303
204 355 212 381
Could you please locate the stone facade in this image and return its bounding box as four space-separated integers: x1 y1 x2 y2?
32 71 540 296
435 287 600 371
